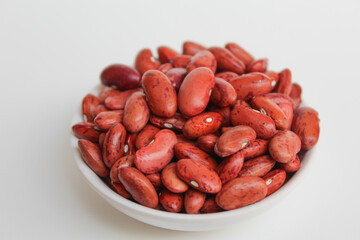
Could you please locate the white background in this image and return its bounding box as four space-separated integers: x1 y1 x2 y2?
1 0 360 239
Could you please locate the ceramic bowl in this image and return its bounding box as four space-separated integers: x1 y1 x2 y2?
71 84 316 231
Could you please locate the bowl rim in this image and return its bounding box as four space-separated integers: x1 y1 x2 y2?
71 84 317 220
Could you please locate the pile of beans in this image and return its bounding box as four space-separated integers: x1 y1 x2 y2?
72 41 320 213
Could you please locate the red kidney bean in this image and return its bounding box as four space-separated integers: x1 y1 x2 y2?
207 105 231 127
135 129 177 174
98 132 106 148
78 139 109 178
264 92 296 110
214 125 256 157
210 50 242 74
269 130 301 163
118 167 159 208
278 155 301 172
291 107 320 150
165 68 187 91
82 94 101 122
229 72 276 100
210 77 237 108
72 122 100 142
262 169 286 196
91 104 109 119
274 69 292 95
124 133 137 156
110 181 132 199
158 63 173 74
159 189 183 213
289 83 302 109
141 70 177 117
178 67 215 117
238 155 276 177
215 176 267 210
217 151 244 184
103 123 127 168
98 87 122 102
123 92 149 133
157 46 179 64
247 58 268 73
184 189 206 214
230 103 277 139
170 54 192 68
200 198 223 213
215 71 238 82
182 112 222 139
196 134 218 155
149 113 186 132
110 155 135 183
186 50 217 73
135 124 160 150
225 43 254 66
174 142 218 170
161 163 189 193
176 158 222 194
251 95 289 130
208 47 246 74
100 64 141 90
104 88 143 110
183 41 206 56
134 49 161 75
241 139 269 159
94 110 124 131
146 173 163 190
265 70 279 83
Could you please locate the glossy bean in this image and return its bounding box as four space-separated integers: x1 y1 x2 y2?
230 103 277 139
215 176 267 210
200 198 223 213
134 49 161 75
225 42 254 66
176 158 222 194
214 125 256 157
94 110 124 131
78 139 109 178
110 155 135 183
141 70 177 117
135 124 160 150
165 68 187 91
262 169 286 196
118 167 159 208
123 92 149 133
186 50 217 73
274 69 292 95
182 112 222 139
291 107 320 150
247 58 268 73
229 72 276 100
170 54 192 68
103 123 127 168
184 189 206 214
269 130 301 163
208 47 246 74
72 122 100 142
104 88 143 110
278 155 301 172
217 151 245 184
210 77 237 107
196 134 218 155
150 113 186 132
161 163 189 193
135 129 177 174
238 155 276 177
100 64 141 90
178 67 215 117
82 94 101 122
241 139 269 159
174 142 218 170
159 189 183 213
157 46 179 64
182 41 206 56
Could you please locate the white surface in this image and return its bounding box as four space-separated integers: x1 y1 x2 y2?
1 0 359 239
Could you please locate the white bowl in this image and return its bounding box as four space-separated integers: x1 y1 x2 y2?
70 84 316 231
